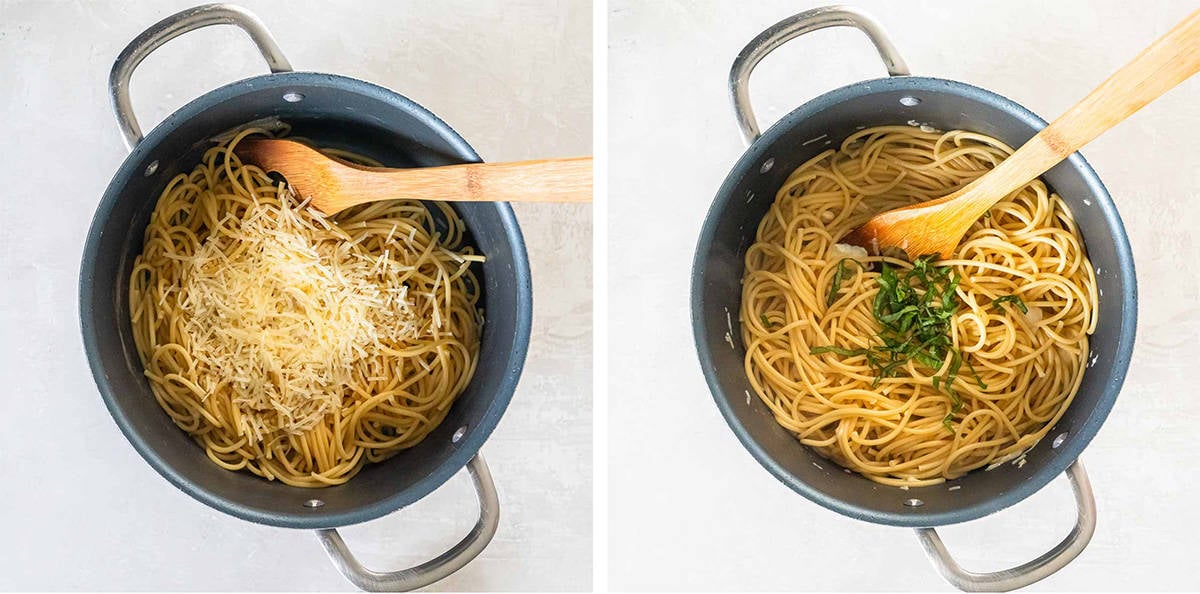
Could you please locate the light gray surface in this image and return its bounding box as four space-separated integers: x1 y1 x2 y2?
0 0 591 591
609 0 1198 591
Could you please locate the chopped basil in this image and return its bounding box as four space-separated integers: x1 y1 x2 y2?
810 255 987 432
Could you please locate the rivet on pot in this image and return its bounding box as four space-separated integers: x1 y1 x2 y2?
900 96 921 107
304 499 325 508
452 425 468 443
760 158 774 173
144 160 159 177
283 92 305 103
1052 432 1068 448
904 498 924 507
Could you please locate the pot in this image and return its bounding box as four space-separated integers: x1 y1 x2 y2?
691 6 1136 591
78 4 532 591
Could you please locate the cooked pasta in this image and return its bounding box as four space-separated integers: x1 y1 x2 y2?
129 127 482 487
741 126 1097 486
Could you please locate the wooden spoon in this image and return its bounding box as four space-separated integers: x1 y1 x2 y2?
236 138 592 215
842 8 1200 259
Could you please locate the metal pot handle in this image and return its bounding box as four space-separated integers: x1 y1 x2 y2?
109 3 293 150
315 454 500 592
915 459 1097 592
729 5 909 146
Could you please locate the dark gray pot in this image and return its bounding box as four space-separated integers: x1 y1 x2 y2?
691 6 1136 591
78 5 531 591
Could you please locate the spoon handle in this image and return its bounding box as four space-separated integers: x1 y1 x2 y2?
959 8 1200 211
1047 8 1200 155
343 156 594 205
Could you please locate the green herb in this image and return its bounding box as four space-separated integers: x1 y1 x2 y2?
943 415 956 432
992 294 1028 314
810 255 986 432
759 313 777 328
826 258 860 306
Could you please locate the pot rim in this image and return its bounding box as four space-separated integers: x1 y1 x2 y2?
79 71 533 529
692 74 1137 527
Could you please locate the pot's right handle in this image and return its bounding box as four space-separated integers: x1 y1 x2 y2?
109 3 292 150
729 5 909 146
315 454 500 592
915 459 1097 592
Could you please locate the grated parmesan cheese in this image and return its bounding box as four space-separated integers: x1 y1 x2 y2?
828 242 869 264
179 192 425 440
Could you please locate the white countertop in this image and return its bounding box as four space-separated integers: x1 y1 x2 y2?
0 1 591 590
609 0 1199 591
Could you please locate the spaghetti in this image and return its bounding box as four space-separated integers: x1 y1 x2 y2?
129 127 482 487
741 126 1097 486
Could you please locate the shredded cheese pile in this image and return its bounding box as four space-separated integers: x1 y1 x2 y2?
130 128 486 487
178 195 418 439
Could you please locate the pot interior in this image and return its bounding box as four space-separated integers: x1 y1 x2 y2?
693 76 1135 527
82 72 530 529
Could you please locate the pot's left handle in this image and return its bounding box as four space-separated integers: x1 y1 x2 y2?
109 3 293 150
729 5 909 146
315 454 500 592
